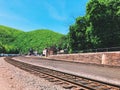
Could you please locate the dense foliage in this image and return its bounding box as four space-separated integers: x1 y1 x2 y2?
0 25 24 53
13 30 63 54
0 25 63 54
68 0 120 52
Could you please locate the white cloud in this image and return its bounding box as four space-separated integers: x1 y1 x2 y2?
0 12 25 22
44 1 67 21
0 11 45 31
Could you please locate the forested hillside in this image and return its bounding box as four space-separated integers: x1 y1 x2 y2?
0 25 24 53
0 25 64 54
68 0 120 52
13 29 63 53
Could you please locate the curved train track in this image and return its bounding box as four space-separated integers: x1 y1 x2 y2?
5 57 120 90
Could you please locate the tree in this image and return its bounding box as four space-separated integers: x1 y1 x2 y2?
86 0 120 48
68 16 87 52
68 0 120 53
0 42 5 53
56 35 69 50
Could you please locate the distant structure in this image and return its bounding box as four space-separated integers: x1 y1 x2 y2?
33 50 38 56
43 48 48 57
42 46 57 57
28 48 38 56
48 46 57 55
29 48 34 55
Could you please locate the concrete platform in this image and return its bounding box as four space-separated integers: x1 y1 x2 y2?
12 56 120 87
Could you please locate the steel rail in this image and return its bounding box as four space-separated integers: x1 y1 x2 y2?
5 57 120 90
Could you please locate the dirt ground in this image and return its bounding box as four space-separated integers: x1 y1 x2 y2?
0 77 11 90
0 57 21 90
0 57 66 90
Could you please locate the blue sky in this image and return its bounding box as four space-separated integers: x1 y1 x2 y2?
0 0 89 34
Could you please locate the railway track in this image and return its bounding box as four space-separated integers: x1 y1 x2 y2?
5 57 120 90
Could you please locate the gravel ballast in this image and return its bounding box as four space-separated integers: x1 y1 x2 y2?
13 56 120 87
0 57 67 90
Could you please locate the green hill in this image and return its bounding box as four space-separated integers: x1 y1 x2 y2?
0 25 24 53
0 25 24 44
0 25 64 54
13 29 64 53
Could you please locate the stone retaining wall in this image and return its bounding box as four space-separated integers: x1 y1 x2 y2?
48 52 120 66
